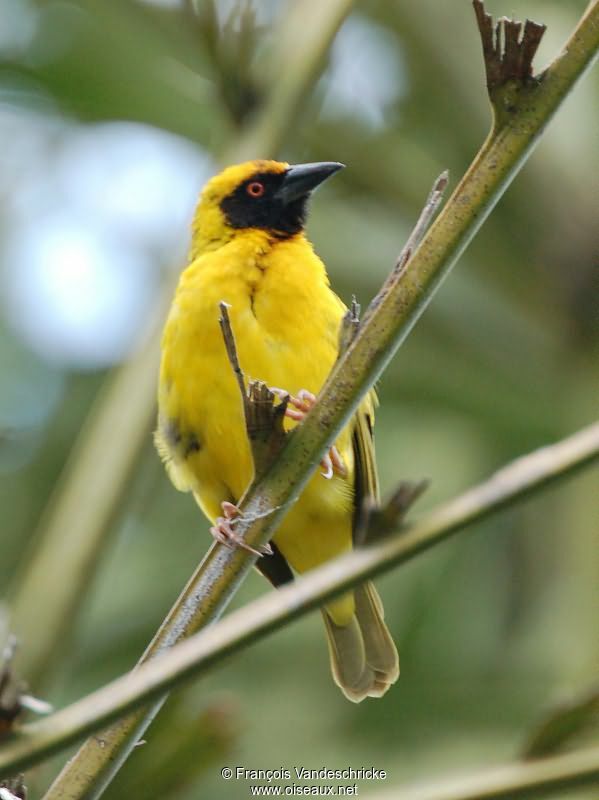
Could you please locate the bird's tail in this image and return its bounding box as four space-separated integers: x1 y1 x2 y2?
322 582 399 702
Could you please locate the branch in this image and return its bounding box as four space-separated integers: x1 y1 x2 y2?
368 745 599 800
360 171 448 325
38 3 599 797
0 422 597 776
218 302 287 479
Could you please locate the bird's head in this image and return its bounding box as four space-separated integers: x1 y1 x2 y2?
190 159 344 257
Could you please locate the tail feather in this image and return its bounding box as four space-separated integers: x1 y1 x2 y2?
323 582 399 702
354 583 399 682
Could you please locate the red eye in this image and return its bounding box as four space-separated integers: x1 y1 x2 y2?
247 181 265 198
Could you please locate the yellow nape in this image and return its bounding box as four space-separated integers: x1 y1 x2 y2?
190 159 289 259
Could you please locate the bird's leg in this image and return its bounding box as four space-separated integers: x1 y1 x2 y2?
270 388 347 480
210 501 273 557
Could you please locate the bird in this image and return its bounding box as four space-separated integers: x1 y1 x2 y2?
155 159 399 701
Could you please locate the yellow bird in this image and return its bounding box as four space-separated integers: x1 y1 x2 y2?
156 159 398 701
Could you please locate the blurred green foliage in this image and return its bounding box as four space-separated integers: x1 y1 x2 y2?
0 0 597 797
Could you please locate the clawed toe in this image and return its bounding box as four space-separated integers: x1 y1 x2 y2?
210 502 272 556
270 386 347 479
329 445 347 478
221 500 240 520
210 517 265 556
270 387 315 420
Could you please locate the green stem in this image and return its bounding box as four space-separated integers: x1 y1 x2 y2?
373 745 599 800
0 421 596 777
40 3 599 797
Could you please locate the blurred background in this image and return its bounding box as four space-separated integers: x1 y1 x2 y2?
0 0 597 797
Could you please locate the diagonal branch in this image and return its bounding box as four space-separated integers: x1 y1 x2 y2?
367 744 599 800
0 421 597 776
37 2 599 798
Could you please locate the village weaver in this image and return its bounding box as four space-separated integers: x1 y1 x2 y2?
155 160 399 701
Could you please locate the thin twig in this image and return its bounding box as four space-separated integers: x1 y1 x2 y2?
0 422 597 776
337 297 361 356
358 479 430 546
361 171 448 326
395 170 449 273
219 302 288 480
218 302 246 403
365 744 599 800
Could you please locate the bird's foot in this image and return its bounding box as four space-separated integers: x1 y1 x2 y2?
270 387 347 480
210 501 273 557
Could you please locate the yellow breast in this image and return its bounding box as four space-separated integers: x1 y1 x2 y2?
157 230 348 499
157 228 363 623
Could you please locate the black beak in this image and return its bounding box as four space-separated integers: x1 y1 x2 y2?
275 161 345 205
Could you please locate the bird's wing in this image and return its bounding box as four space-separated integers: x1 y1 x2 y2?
352 392 379 540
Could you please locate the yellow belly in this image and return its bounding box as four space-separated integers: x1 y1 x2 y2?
157 231 356 622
